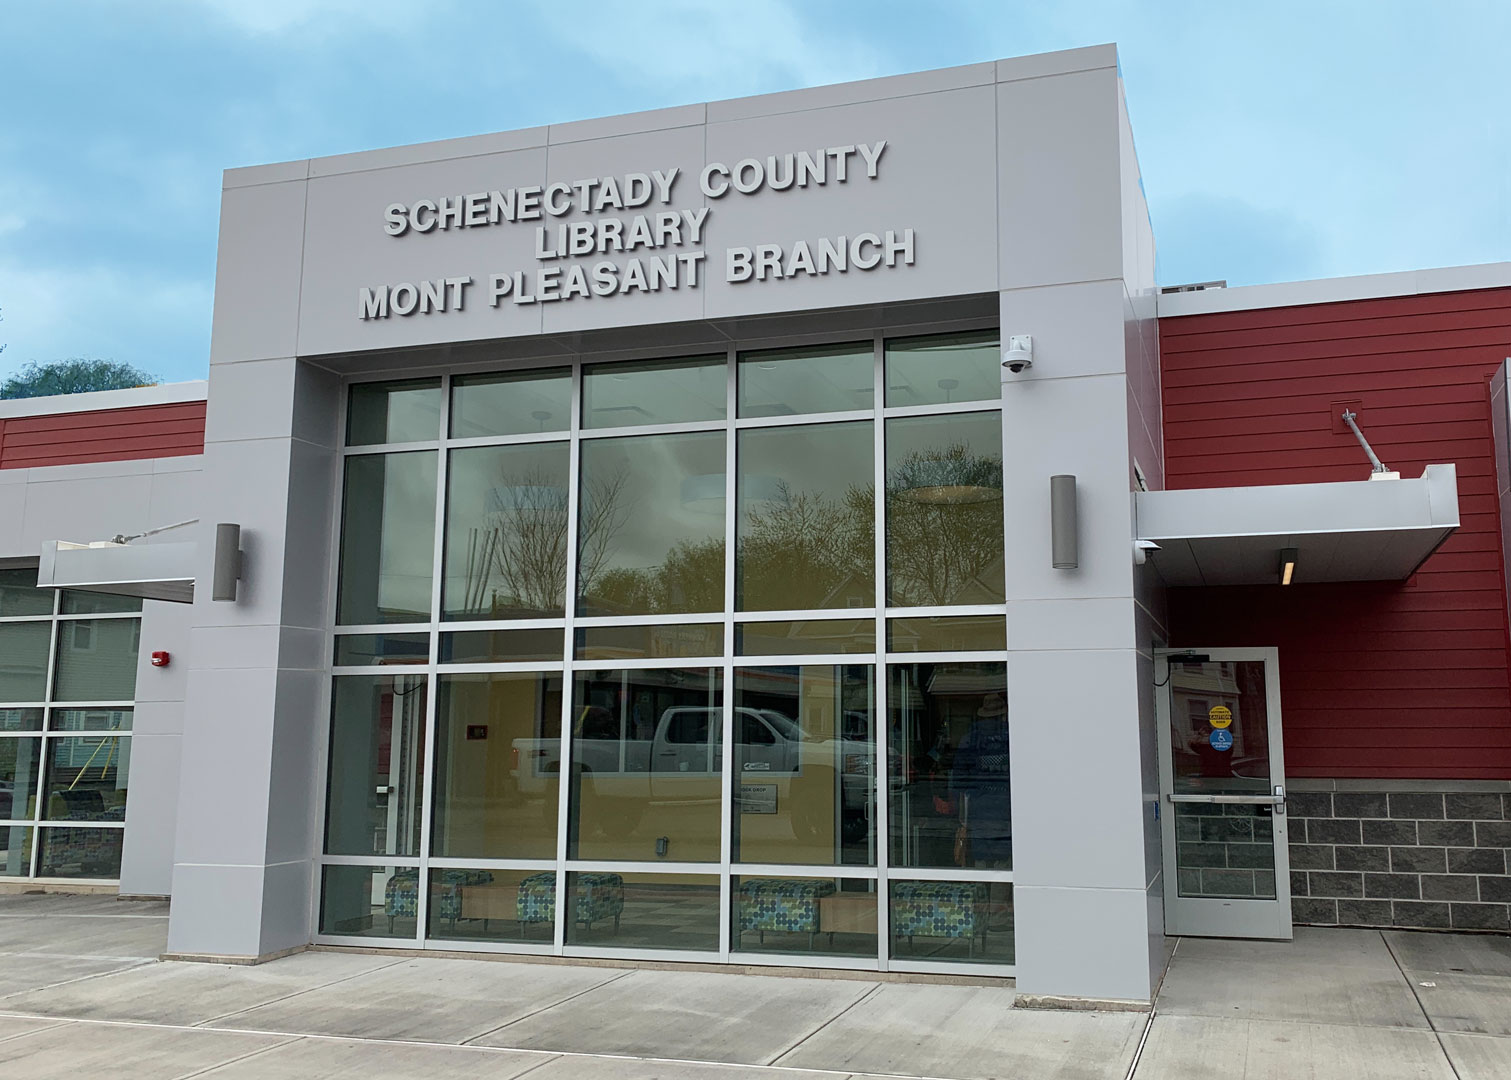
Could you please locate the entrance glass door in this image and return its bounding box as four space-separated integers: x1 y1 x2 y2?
1156 648 1290 939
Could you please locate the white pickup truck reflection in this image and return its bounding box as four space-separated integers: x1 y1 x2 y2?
511 706 880 837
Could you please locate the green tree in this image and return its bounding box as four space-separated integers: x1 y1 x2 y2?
0 358 156 399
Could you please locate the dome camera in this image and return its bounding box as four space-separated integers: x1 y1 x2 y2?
1002 334 1033 373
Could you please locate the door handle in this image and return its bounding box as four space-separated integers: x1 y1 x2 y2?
1167 793 1285 805
1273 784 1286 815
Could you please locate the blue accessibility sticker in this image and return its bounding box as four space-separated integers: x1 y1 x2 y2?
1209 729 1234 752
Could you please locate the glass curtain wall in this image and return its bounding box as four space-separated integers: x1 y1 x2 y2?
322 329 1014 971
0 569 139 880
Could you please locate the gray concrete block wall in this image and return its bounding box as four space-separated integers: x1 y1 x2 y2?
1288 786 1511 932
1175 803 1277 899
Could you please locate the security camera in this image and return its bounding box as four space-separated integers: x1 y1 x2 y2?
1002 335 1033 373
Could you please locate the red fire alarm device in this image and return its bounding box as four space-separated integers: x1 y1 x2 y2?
150 651 171 668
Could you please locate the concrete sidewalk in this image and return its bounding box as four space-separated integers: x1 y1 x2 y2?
0 895 1507 1078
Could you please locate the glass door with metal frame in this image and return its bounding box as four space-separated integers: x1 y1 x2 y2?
1156 647 1290 939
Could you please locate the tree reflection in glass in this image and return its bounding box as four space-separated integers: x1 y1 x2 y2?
444 444 572 620
738 422 874 611
886 413 1004 607
577 432 725 617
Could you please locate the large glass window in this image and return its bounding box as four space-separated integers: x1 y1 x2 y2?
336 452 437 625
0 569 54 617
347 378 442 445
738 342 873 417
886 412 1004 607
567 872 720 951
0 568 138 880
884 331 1001 407
577 432 725 616
0 623 49 702
433 672 561 860
582 356 725 429
325 674 427 858
888 662 1010 871
0 738 41 821
567 667 722 863
443 442 570 620
54 619 139 701
324 332 1011 969
451 368 570 439
320 864 413 939
737 421 873 611
733 665 875 866
734 875 877 958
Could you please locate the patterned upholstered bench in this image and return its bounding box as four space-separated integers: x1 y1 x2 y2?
738 877 836 948
517 872 625 935
384 868 495 932
890 881 988 955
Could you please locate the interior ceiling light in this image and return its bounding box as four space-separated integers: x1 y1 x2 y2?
894 451 1003 506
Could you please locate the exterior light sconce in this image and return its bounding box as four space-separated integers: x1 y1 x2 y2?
1002 335 1034 373
212 523 243 602
1279 547 1298 586
1050 474 1078 569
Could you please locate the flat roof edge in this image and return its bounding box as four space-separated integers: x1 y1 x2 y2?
0 380 208 420
1156 262 1511 318
224 46 1119 189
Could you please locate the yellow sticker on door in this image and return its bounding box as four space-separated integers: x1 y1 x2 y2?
1209 705 1233 729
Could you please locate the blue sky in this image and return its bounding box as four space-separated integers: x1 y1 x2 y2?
1 1 1506 384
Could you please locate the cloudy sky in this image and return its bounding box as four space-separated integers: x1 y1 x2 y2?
1 1 1506 384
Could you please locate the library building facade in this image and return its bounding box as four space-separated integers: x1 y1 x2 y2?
1 45 1508 1004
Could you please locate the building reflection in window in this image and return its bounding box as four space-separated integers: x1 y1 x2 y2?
888 662 1010 870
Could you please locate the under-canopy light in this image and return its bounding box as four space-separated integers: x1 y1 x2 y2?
1279 547 1298 586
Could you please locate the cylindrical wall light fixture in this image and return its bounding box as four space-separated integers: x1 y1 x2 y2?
212 523 242 602
1050 474 1079 569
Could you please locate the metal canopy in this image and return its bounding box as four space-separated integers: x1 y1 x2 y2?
35 539 197 604
1135 464 1460 587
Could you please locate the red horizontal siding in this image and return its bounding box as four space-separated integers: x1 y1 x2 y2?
1160 286 1511 780
0 401 206 470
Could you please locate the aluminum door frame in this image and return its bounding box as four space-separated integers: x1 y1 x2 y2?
1156 647 1291 940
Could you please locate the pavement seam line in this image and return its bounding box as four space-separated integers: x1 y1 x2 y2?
458 967 638 1045
189 954 415 1028
507 1053 566 1080
0 956 156 1005
766 981 884 1067
1380 930 1465 1080
1124 935 1177 1080
0 914 169 920
167 1033 304 1080
0 1010 893 1078
0 1017 71 1046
